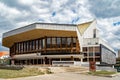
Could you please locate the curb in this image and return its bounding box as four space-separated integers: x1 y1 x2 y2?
105 73 119 77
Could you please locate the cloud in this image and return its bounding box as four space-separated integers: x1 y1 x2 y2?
97 17 120 51
88 0 120 18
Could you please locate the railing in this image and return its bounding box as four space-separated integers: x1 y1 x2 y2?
41 52 82 55
52 61 75 66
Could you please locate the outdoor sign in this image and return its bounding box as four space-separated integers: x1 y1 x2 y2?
89 61 96 72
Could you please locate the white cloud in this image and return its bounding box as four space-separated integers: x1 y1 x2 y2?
0 2 20 20
97 16 120 50
18 0 35 5
88 0 120 18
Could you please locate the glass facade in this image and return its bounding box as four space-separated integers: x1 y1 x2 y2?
10 36 79 55
83 46 100 62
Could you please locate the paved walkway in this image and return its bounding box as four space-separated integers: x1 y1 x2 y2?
1 72 120 80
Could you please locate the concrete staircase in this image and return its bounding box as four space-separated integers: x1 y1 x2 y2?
62 66 89 73
49 66 89 73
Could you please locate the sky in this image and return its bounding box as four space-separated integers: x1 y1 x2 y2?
0 0 120 52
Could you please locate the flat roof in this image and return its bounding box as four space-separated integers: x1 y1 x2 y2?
2 21 94 47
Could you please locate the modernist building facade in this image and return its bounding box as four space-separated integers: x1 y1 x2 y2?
2 20 116 66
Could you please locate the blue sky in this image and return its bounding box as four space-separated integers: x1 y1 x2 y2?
0 0 120 52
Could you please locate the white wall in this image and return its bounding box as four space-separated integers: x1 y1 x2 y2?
82 38 99 46
83 20 99 38
76 27 83 51
36 24 76 31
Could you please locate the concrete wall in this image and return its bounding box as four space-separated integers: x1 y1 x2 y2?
36 23 76 31
76 27 83 51
83 20 98 38
52 61 82 67
96 66 117 72
82 38 99 46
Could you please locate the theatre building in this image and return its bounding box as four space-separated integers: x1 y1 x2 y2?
2 20 116 66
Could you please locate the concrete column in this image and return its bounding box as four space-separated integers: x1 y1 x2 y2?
11 59 15 65
60 58 61 61
80 58 83 66
37 59 38 65
93 46 95 62
43 58 45 65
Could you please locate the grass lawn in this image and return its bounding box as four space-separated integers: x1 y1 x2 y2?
0 67 52 79
88 70 116 76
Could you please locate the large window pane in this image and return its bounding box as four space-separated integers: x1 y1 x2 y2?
26 41 29 51
36 40 38 50
67 38 71 47
52 38 56 44
52 38 56 48
62 37 66 47
62 38 66 44
32 40 35 50
89 53 93 56
29 41 32 51
73 38 76 47
21 42 23 52
23 42 25 52
41 39 45 48
57 37 61 48
47 38 51 48
39 39 41 49
95 53 100 56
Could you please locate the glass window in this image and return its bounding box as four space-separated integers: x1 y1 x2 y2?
23 42 25 52
84 53 87 56
52 37 56 48
93 29 96 38
39 39 41 49
89 47 93 52
47 38 51 48
67 38 71 47
89 58 93 61
52 38 56 44
83 58 87 62
89 53 93 56
32 40 35 50
36 40 38 50
41 39 45 48
16 43 18 53
47 38 51 44
56 37 61 48
83 47 87 51
62 37 67 47
29 41 32 51
73 38 76 43
18 43 20 53
73 38 76 47
95 53 100 56
21 42 23 52
26 41 29 51
62 38 66 44
95 58 100 61
95 47 100 52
